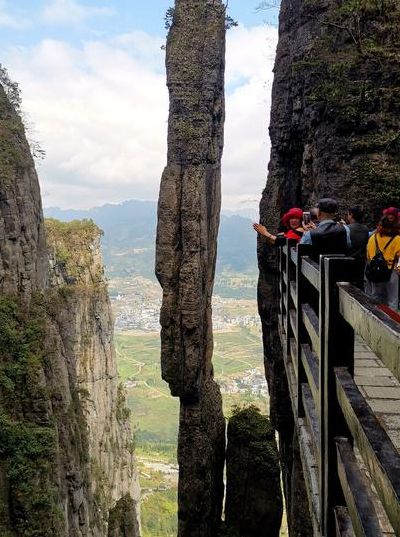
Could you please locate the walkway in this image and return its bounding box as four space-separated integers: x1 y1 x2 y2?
355 337 400 453
278 242 400 537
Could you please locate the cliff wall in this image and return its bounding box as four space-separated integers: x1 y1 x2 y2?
259 1 400 535
155 1 226 535
0 83 140 536
46 219 141 535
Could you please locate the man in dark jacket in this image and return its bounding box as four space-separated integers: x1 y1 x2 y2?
346 206 369 289
300 198 350 259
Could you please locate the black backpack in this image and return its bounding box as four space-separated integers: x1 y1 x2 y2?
365 234 396 283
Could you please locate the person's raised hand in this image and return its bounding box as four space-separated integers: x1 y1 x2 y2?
303 222 317 232
253 223 268 237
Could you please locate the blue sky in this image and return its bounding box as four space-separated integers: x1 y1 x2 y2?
0 0 278 48
1 0 280 209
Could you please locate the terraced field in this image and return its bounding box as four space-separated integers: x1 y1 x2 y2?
116 326 268 443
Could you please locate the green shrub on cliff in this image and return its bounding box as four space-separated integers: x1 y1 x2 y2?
0 295 60 536
225 405 282 537
45 218 104 280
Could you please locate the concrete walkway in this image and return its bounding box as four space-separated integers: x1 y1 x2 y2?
354 336 400 536
355 336 400 452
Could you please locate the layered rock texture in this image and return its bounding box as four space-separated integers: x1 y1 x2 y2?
259 1 400 535
46 219 141 535
225 406 283 537
155 1 226 535
0 83 140 536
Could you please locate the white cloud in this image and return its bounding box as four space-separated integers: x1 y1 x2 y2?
4 24 278 210
223 24 277 209
226 24 277 86
42 0 115 25
0 0 30 29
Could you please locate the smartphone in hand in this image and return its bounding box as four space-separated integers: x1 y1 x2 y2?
303 212 311 225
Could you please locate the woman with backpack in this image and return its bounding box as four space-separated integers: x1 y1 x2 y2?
365 216 400 310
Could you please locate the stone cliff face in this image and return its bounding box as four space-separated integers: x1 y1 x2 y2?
259 1 400 535
0 84 140 536
46 219 141 536
264 0 400 226
0 84 47 296
155 1 226 535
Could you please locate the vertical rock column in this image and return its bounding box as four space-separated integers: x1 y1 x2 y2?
225 406 283 537
155 1 226 536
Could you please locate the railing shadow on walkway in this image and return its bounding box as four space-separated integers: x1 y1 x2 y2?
278 240 400 537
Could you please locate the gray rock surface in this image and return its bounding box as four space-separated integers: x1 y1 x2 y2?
0 83 47 296
108 495 140 537
46 220 141 535
155 1 226 535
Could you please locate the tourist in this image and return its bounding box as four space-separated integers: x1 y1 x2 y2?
383 206 399 224
365 216 400 311
300 198 350 257
253 207 304 246
346 206 370 289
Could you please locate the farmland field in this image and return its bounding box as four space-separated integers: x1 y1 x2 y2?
115 325 270 537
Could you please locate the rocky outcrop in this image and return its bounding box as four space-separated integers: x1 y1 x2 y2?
108 495 140 537
0 82 140 536
259 1 400 535
155 1 226 535
225 406 283 537
46 219 141 534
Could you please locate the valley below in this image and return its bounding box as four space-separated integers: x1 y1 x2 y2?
44 201 287 535
110 274 287 537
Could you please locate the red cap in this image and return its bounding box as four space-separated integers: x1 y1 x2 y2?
383 207 399 218
282 208 303 226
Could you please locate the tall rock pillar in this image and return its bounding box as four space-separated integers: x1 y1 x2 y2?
155 1 226 536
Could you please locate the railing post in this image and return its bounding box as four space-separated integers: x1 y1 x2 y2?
296 244 313 417
285 239 297 355
320 256 356 537
278 246 285 329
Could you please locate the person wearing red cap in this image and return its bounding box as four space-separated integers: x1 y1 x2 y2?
253 207 304 246
382 207 399 224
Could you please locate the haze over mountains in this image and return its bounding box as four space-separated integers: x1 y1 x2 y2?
45 199 258 279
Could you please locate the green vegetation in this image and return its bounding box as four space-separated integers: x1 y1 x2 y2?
108 494 139 537
116 327 267 446
44 202 259 282
116 332 179 445
0 80 31 185
164 4 237 31
228 405 278 471
0 64 21 112
45 218 104 281
141 490 177 537
0 295 60 536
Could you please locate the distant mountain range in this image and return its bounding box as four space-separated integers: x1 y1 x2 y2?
44 200 258 279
